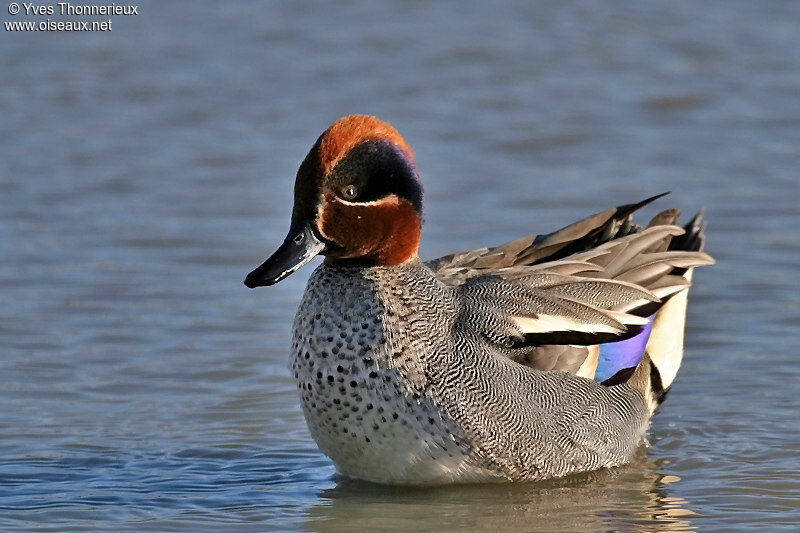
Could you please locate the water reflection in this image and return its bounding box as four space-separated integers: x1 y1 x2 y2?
303 449 696 532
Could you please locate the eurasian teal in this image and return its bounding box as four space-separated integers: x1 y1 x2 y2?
245 115 714 485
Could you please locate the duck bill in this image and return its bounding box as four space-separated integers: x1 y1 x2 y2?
244 221 325 287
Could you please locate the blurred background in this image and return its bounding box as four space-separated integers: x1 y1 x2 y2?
1 1 798 530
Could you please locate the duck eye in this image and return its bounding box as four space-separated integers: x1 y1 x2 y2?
342 185 358 199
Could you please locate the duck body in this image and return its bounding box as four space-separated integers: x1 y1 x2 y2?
246 115 714 485
291 260 650 484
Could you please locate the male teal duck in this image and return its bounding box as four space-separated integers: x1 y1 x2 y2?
245 115 714 485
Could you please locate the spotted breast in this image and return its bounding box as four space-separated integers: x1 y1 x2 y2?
290 262 499 484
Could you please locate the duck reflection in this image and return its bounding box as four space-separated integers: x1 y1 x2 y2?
301 448 695 532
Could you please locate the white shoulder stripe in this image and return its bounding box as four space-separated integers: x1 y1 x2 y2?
511 315 623 335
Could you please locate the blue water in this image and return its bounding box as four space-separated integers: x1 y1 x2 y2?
2 1 799 530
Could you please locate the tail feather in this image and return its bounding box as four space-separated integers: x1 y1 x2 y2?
561 210 712 397
644 268 693 392
633 210 710 413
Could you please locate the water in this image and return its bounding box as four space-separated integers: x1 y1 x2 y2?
1 1 799 530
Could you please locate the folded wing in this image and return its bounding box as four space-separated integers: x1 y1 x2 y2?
429 197 713 386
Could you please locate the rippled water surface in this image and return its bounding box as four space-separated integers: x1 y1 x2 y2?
2 1 799 530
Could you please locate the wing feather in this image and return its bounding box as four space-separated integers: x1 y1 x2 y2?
428 197 713 378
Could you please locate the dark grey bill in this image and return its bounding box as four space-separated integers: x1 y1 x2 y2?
244 221 325 287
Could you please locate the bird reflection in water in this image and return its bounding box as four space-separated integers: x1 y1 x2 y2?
302 448 696 532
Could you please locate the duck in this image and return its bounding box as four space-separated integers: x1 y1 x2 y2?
245 114 714 485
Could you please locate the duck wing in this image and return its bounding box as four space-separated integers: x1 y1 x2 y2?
425 193 668 285
429 197 713 382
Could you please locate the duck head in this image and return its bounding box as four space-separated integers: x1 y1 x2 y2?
244 115 423 288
